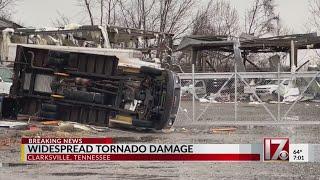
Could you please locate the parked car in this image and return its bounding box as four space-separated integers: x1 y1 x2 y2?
181 80 207 99
244 79 291 101
255 79 290 95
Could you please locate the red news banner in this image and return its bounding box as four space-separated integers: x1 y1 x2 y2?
21 138 261 162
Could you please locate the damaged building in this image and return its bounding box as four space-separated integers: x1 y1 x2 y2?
177 33 320 102
175 33 320 73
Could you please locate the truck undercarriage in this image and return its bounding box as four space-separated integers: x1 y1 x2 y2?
9 45 181 130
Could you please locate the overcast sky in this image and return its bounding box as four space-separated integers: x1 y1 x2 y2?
13 0 312 33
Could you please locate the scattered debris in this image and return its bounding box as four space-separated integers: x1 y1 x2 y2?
21 128 42 137
249 101 263 105
282 116 299 121
58 121 109 132
269 101 283 104
0 121 28 129
283 96 301 102
199 96 221 103
58 122 91 132
300 95 315 102
28 124 39 131
199 98 210 103
211 127 237 133
88 125 109 132
177 127 188 132
283 88 300 102
41 121 60 126
311 99 320 103
162 128 175 133
17 115 41 122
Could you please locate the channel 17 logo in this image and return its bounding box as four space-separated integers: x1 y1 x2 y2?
264 138 289 161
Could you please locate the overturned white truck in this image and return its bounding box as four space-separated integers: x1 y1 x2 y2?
1 26 180 130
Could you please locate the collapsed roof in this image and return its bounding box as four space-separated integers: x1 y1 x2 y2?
176 33 320 72
240 33 320 52
0 18 23 30
176 33 320 52
13 25 174 43
176 35 234 52
12 25 174 55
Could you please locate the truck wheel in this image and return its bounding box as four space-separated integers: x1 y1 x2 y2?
153 70 179 130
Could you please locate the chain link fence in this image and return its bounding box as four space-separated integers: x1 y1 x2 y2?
176 65 320 127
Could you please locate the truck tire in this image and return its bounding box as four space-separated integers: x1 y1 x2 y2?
153 70 180 130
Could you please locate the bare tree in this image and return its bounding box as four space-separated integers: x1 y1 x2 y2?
243 0 291 71
188 0 240 72
0 0 18 19
115 0 195 60
52 11 71 27
77 0 195 38
100 0 104 25
115 0 195 38
309 0 320 31
192 0 239 37
85 0 95 25
78 0 95 25
244 0 281 36
117 0 156 30
78 0 120 26
158 0 195 37
97 0 119 25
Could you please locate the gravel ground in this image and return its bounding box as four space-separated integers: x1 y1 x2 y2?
0 102 320 179
178 101 320 123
